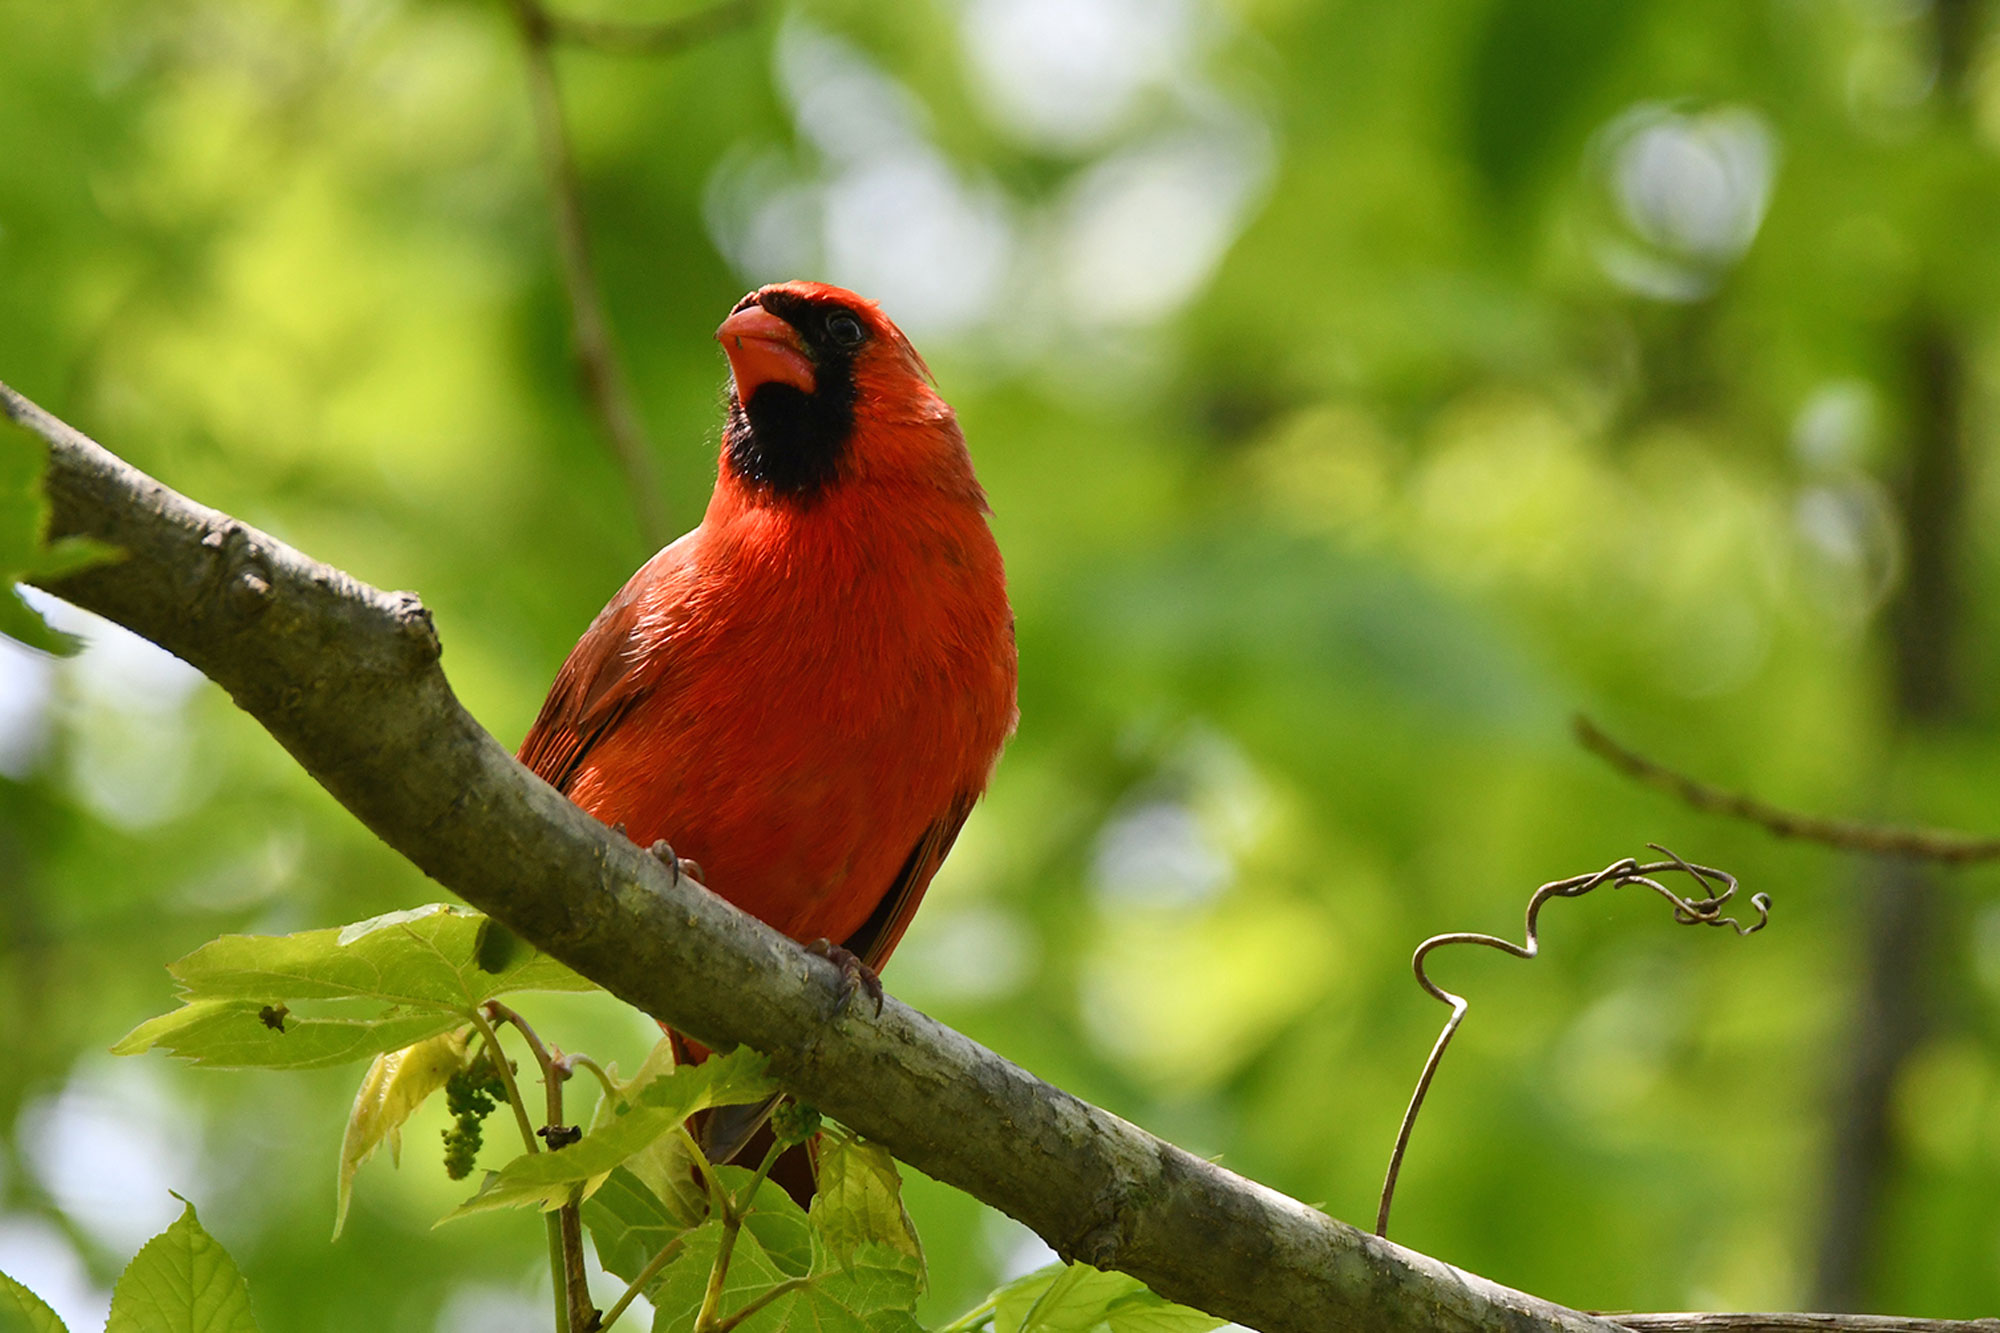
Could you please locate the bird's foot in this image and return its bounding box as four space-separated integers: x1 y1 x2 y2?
647 840 704 886
806 938 884 1017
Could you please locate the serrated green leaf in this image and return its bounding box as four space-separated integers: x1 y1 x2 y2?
105 1201 259 1333
992 1264 1218 1333
643 1227 924 1333
644 1176 920 1333
634 1048 775 1114
112 999 460 1071
1102 1291 1226 1333
645 1219 778 1332
724 1166 812 1280
994 1264 1129 1333
795 1243 923 1333
114 909 592 1070
335 1027 471 1238
0 1269 69 1333
583 1037 705 1225
585 1161 810 1302
441 1050 775 1221
582 1168 688 1284
167 905 594 1009
811 1136 923 1279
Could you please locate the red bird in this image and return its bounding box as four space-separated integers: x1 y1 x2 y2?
518 280 1016 1092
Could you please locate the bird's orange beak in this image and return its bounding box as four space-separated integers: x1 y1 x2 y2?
717 304 816 399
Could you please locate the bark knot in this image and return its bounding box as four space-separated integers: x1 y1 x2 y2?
390 590 442 664
202 521 274 620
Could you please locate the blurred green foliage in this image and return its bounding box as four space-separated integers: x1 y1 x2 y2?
6 0 2000 1328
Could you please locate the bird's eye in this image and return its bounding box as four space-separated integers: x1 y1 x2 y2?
826 312 865 348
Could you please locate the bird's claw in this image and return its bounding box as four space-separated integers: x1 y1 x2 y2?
648 840 704 886
807 938 884 1017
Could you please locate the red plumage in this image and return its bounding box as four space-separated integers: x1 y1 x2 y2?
519 280 1016 988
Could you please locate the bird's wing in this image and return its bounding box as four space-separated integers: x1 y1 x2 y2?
843 792 979 971
516 575 662 795
695 797 978 1170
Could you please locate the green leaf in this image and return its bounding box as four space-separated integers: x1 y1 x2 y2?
643 1225 922 1333
112 999 461 1071
584 1038 707 1226
335 1026 471 1238
442 1050 775 1220
787 1244 924 1333
633 1048 776 1115
582 1168 688 1284
994 1265 1129 1333
992 1265 1220 1333
166 905 593 1008
113 909 592 1070
0 427 118 655
642 1164 920 1333
644 1218 782 1333
105 1201 260 1333
811 1135 923 1280
723 1167 812 1280
1102 1292 1226 1333
0 1269 68 1333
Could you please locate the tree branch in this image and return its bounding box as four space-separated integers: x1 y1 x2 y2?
2 382 1981 1333
1574 717 2000 864
508 0 672 550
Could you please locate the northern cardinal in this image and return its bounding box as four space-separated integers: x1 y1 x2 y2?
518 281 1016 1168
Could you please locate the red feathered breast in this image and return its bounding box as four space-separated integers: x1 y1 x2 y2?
524 463 1016 963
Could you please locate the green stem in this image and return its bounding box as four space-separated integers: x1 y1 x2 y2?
545 1216 573 1333
487 1001 596 1333
469 1009 565 1333
596 1233 690 1333
685 1126 754 1333
733 1126 789 1215
692 1206 742 1333
933 1293 999 1333
677 1125 730 1211
569 1052 621 1100
467 1008 541 1157
707 1278 813 1333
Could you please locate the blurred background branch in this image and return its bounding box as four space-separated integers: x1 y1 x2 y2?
1574 718 2000 865
507 0 687 550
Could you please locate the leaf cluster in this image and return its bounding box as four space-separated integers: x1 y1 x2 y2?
79 908 1225 1333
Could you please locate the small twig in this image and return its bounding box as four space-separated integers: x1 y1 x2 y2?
934 1294 1001 1333
693 1183 743 1333
567 1052 621 1101
597 1233 692 1333
1376 848 1769 1239
544 0 759 55
469 1007 543 1158
677 1124 730 1206
470 1008 568 1333
708 1278 815 1333
1575 716 2000 864
507 0 671 550
677 1127 797 1332
735 1127 789 1210
487 1002 598 1333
